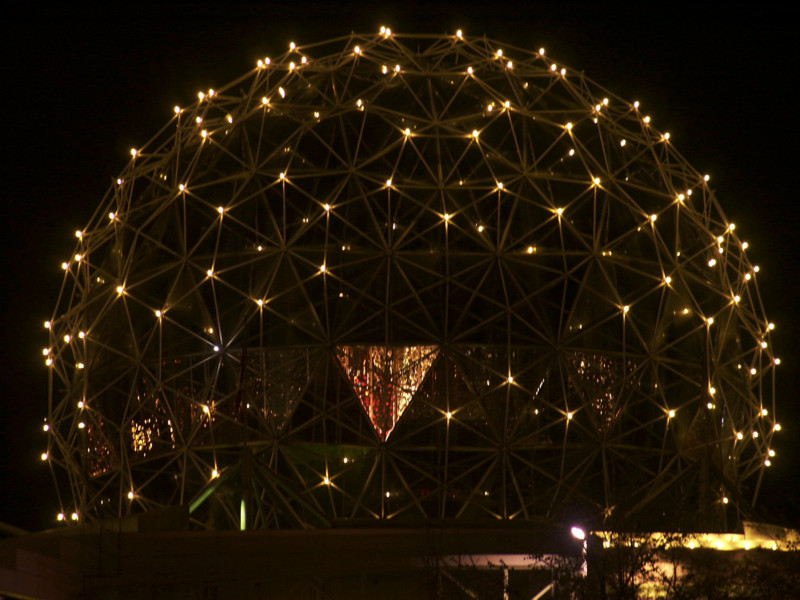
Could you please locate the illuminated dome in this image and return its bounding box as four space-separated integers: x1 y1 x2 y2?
43 31 779 531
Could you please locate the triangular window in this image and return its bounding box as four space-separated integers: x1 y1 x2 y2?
337 346 438 440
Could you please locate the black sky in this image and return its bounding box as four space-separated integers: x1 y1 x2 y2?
2 3 797 532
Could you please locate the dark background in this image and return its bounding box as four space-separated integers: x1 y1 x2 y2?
2 2 797 532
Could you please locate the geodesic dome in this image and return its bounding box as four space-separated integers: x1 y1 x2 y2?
43 30 780 531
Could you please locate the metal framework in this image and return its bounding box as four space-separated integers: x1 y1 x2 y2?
42 31 780 531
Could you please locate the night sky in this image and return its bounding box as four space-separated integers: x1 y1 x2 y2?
2 3 797 532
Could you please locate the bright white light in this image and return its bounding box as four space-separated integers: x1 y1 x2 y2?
571 526 586 540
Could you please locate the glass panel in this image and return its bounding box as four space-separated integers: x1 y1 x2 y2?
337 346 438 440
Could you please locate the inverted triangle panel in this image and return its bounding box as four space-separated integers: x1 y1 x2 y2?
337 345 438 440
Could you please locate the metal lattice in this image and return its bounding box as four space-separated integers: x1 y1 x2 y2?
42 31 779 531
